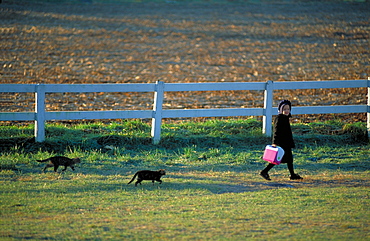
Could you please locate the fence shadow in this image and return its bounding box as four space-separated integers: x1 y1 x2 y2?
0 127 272 153
0 130 367 154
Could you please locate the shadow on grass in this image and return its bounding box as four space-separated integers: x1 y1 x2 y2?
0 133 270 153
1 132 367 154
7 174 369 195
4 176 295 194
4 162 369 196
2 152 368 184
0 120 368 154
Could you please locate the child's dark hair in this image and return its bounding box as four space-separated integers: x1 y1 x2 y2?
278 99 292 112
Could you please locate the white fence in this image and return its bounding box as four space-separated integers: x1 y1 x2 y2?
1 79 369 144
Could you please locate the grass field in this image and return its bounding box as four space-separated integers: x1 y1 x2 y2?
0 119 369 240
2 0 369 239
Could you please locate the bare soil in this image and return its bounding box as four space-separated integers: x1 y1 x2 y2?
1 0 369 123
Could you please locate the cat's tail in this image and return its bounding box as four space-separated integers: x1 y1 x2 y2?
36 158 49 163
127 172 138 184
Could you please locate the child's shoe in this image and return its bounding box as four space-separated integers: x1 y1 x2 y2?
260 171 271 181
290 174 303 180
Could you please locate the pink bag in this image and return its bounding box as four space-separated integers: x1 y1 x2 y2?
263 145 285 165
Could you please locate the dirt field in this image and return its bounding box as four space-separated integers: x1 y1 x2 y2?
1 0 369 123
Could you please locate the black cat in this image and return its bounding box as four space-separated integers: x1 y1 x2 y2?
128 169 166 186
36 156 81 172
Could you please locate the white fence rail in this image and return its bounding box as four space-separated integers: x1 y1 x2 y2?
1 79 369 144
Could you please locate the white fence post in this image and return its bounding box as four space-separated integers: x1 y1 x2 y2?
151 81 165 144
263 80 274 136
367 77 370 138
35 84 46 142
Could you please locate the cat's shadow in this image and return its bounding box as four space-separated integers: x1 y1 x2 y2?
122 175 295 194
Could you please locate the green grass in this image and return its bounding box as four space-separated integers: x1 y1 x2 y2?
0 119 369 240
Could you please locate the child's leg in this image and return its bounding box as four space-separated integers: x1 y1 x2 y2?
287 162 303 180
262 163 275 174
287 162 295 176
260 163 275 180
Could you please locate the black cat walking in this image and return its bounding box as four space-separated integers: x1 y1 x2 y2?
37 156 81 172
128 169 166 186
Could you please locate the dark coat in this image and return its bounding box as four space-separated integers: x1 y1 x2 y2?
272 114 295 163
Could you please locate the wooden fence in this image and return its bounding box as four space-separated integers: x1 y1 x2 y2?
1 79 369 144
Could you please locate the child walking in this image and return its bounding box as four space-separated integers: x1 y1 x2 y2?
260 99 303 181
